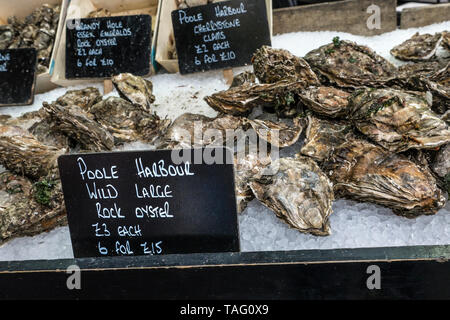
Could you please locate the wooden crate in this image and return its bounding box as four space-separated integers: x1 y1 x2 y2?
400 3 450 29
273 0 397 36
0 0 69 94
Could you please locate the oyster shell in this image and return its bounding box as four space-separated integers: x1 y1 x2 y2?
230 71 256 88
56 87 102 111
246 117 304 148
304 38 397 88
300 116 356 163
397 61 444 79
252 46 320 85
249 156 334 236
349 88 450 152
204 80 306 117
43 102 115 152
234 149 272 213
0 125 64 180
443 31 450 51
89 97 169 145
0 171 66 245
391 33 443 61
299 86 351 118
112 73 156 112
159 113 245 149
322 139 446 217
3 4 61 74
432 144 450 180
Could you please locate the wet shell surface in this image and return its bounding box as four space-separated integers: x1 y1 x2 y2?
250 157 334 236
390 32 443 61
322 139 446 217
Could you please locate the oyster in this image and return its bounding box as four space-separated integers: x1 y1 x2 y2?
234 149 272 213
349 88 450 152
299 86 351 118
432 144 450 195
3 4 61 74
230 71 256 88
443 31 450 51
159 113 245 149
246 117 304 148
0 171 66 245
300 116 356 163
249 157 334 236
204 80 306 117
304 38 397 88
43 102 115 152
391 33 443 61
397 61 444 79
252 46 320 85
322 139 445 217
56 87 102 111
0 125 64 180
89 97 169 144
112 73 156 112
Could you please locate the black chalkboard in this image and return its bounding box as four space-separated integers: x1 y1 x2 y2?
65 15 152 79
172 0 271 74
58 148 240 258
0 48 37 106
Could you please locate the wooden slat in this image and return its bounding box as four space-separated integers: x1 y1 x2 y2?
400 3 450 29
273 0 397 36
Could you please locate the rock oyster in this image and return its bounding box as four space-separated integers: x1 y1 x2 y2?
43 102 115 152
89 97 169 144
158 113 245 149
1 4 61 74
391 33 443 61
299 86 351 118
112 73 156 112
300 116 356 163
443 31 450 51
252 46 320 85
56 87 102 111
432 144 450 195
349 88 450 152
246 117 304 148
323 139 445 217
249 157 334 236
204 80 306 117
0 171 66 245
304 38 397 88
0 125 64 180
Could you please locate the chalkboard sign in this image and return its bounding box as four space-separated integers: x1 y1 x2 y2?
65 15 152 79
0 48 37 106
172 0 271 74
58 148 240 258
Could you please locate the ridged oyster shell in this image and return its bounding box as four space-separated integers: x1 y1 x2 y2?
304 38 397 88
250 157 334 236
322 139 445 217
300 116 356 163
112 73 156 112
349 88 450 152
299 86 351 118
391 32 443 61
252 46 320 85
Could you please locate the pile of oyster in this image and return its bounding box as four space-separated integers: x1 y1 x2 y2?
199 36 449 236
0 73 170 245
0 4 61 74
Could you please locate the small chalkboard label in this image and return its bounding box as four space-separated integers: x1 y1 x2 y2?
58 148 240 258
0 48 37 106
172 0 271 74
65 15 152 79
